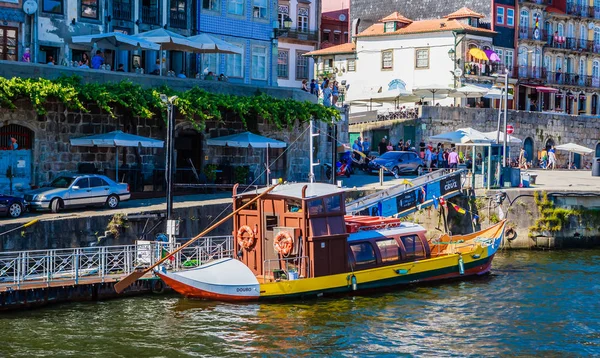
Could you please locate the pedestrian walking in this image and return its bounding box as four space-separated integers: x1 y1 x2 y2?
362 138 370 155
547 146 557 170
448 148 459 171
519 147 528 170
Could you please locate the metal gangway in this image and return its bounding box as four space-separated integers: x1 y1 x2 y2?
0 236 235 290
345 169 468 217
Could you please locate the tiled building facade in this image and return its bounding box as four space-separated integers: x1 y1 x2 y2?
0 0 26 62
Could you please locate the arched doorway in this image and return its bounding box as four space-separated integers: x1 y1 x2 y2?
595 142 600 157
573 152 581 168
0 124 34 194
524 137 534 163
545 138 555 150
592 93 598 114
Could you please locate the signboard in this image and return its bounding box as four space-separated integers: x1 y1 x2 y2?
506 125 514 134
440 173 461 195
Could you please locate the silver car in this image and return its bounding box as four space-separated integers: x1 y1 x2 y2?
25 174 131 213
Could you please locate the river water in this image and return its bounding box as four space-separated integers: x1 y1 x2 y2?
2 250 600 357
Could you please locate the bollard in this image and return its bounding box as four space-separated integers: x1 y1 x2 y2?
379 167 384 186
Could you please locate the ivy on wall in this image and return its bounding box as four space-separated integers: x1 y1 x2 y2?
0 76 340 130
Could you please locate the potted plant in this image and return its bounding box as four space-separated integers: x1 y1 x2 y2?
203 164 218 183
234 166 249 184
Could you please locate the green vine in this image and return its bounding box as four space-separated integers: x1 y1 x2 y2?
234 166 249 184
528 191 600 237
0 76 339 129
203 164 218 182
106 213 128 238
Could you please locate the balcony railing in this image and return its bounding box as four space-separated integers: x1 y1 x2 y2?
545 71 600 87
518 27 548 41
279 29 318 41
565 3 600 18
170 12 187 28
546 36 600 54
518 66 545 79
141 6 160 25
519 0 552 5
112 1 132 21
464 63 513 78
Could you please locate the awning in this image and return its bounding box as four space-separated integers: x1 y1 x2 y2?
522 85 559 93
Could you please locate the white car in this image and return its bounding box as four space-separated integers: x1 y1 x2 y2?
25 174 131 213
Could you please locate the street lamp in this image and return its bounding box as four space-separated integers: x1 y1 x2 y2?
274 15 293 37
160 94 178 244
447 48 456 60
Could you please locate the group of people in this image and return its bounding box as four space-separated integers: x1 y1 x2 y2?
538 146 558 170
301 78 341 107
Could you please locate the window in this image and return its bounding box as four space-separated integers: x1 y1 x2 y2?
384 22 395 32
202 0 218 11
375 239 401 263
347 59 356 71
308 199 324 215
170 0 186 28
74 178 90 189
81 0 99 19
228 0 243 15
520 10 529 30
496 48 504 64
277 49 289 78
381 50 393 70
298 7 309 32
507 8 514 27
496 6 505 25
251 46 267 80
0 26 18 61
324 195 341 212
43 0 63 14
253 0 267 18
333 33 340 43
265 216 278 230
505 49 514 69
344 32 349 42
201 53 219 76
400 235 425 260
278 5 289 28
415 48 429 69
225 43 244 78
296 51 308 79
90 177 108 187
322 30 330 42
350 243 376 265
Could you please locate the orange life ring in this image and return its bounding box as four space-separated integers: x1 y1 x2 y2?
237 225 255 249
274 231 294 256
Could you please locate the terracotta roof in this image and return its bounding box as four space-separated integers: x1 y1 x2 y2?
356 18 496 37
444 7 485 19
305 42 355 56
379 11 413 24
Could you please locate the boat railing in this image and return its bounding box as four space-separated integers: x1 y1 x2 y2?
0 235 234 289
263 256 310 281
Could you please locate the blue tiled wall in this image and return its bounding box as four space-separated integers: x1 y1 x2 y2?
198 0 278 86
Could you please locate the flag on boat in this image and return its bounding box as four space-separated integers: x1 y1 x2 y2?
161 247 175 262
452 204 466 214
439 197 447 207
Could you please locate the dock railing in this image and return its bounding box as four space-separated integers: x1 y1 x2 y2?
0 235 234 289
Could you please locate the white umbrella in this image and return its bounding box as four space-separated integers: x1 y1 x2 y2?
483 131 522 144
72 32 160 51
206 132 287 184
187 33 242 54
412 85 452 105
555 143 594 168
449 84 489 98
137 29 206 76
430 128 493 144
70 130 164 182
484 87 513 100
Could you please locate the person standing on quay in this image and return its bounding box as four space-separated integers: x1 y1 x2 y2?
547 146 557 170
378 138 387 155
448 148 459 171
519 147 528 170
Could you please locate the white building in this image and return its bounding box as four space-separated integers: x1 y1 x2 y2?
307 8 498 110
276 0 318 88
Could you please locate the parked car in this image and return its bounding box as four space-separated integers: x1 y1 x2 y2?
0 195 27 218
367 151 424 176
25 174 130 213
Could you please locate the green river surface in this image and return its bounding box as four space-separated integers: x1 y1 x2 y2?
2 249 599 357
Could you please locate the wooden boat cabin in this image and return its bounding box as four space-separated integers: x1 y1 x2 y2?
233 183 431 282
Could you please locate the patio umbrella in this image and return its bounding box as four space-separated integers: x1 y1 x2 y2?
206 132 287 184
449 84 490 98
484 87 513 100
412 85 452 105
469 48 489 61
484 50 501 62
187 33 243 54
72 32 160 51
555 143 593 168
70 130 164 182
483 131 522 144
137 28 206 75
429 128 493 144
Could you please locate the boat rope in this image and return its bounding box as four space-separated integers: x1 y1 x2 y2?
0 219 39 237
430 239 464 245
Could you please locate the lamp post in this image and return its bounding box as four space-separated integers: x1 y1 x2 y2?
160 94 178 244
274 15 293 37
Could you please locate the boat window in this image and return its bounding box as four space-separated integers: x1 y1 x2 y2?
238 198 257 210
287 199 302 212
401 235 425 260
375 239 401 262
350 242 376 266
324 195 341 212
265 215 278 231
308 199 324 215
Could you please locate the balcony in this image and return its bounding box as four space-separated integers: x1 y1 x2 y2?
545 71 600 87
519 0 552 5
112 1 132 21
518 27 548 41
518 66 545 79
464 63 514 78
170 12 187 28
141 6 161 25
546 36 600 54
278 29 318 42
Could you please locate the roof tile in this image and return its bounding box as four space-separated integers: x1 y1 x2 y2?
356 18 495 37
444 7 485 19
305 42 356 56
379 11 413 24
